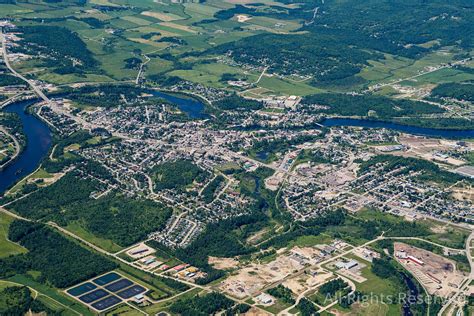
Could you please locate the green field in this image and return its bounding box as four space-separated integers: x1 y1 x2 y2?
65 221 123 253
5 274 94 316
0 213 27 258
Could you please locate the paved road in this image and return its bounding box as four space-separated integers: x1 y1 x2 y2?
437 230 474 315
0 126 20 169
1 29 50 103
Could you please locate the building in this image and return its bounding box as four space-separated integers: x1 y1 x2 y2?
256 293 274 305
396 250 408 259
407 255 424 266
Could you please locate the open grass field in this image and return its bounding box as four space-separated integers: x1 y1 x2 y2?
0 213 27 258
328 301 401 316
105 303 142 316
142 287 203 314
359 48 473 87
256 75 322 96
65 221 123 253
287 234 334 249
258 298 293 314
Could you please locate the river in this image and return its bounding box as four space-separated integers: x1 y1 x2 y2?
0 99 52 195
2 94 473 195
151 90 209 119
322 118 474 139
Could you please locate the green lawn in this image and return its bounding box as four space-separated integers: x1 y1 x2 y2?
0 213 27 258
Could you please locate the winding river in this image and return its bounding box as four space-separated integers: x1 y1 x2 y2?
0 99 52 195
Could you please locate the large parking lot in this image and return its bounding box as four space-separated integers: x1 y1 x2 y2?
65 271 148 312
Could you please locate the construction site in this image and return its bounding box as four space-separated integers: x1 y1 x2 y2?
394 242 465 298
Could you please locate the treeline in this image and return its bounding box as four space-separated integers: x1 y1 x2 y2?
0 74 26 86
1 220 116 288
267 285 295 304
7 172 172 246
213 94 263 112
0 286 61 315
201 175 225 203
152 159 209 191
302 93 444 119
15 26 97 74
430 82 474 102
394 117 474 130
169 292 234 316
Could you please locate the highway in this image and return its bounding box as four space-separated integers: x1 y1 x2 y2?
1 29 50 103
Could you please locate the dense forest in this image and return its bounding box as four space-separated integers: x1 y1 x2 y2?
267 284 295 304
14 26 97 74
201 175 225 203
205 0 473 86
213 94 263 111
0 286 59 315
301 93 444 119
1 220 116 288
0 74 26 87
169 292 234 316
6 172 172 246
56 85 147 108
430 82 474 102
152 159 210 191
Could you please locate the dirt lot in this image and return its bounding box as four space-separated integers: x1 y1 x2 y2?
209 256 240 270
394 242 464 298
220 252 306 298
397 136 471 166
282 269 333 295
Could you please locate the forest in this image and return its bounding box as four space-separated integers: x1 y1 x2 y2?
201 175 225 203
57 85 147 108
267 284 295 304
6 172 172 246
0 286 59 316
1 220 116 288
152 159 209 191
14 26 97 74
301 93 444 119
213 94 263 112
0 74 26 87
205 0 473 87
169 292 234 316
430 82 474 102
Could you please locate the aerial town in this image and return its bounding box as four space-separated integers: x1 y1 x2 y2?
0 1 474 315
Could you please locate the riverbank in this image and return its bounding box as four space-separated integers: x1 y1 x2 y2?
0 99 52 195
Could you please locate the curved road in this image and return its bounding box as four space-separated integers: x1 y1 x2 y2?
0 126 20 169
